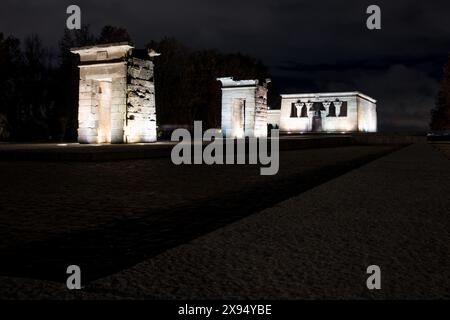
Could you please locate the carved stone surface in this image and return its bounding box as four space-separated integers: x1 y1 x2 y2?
217 77 270 138
126 57 157 143
279 92 377 133
71 44 158 144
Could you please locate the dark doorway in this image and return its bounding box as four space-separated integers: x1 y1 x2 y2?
310 102 325 132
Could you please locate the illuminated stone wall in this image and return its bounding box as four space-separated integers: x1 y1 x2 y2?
267 110 281 128
279 92 377 133
71 43 158 144
254 85 269 137
126 58 157 143
217 77 269 138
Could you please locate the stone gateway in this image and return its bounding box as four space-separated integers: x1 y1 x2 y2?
217 77 271 138
71 43 159 144
70 43 378 143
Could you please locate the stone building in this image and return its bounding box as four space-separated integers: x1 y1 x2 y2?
217 77 270 138
277 92 377 134
71 43 158 144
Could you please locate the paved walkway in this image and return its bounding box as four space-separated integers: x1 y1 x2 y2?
0 136 355 161
1 146 393 285
1 143 449 299
88 143 450 299
433 142 450 159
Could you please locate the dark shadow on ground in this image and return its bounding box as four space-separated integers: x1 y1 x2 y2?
0 147 399 283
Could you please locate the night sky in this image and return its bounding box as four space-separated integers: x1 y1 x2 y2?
2 0 450 131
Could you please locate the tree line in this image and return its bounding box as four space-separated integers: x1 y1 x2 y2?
431 55 450 131
0 26 279 142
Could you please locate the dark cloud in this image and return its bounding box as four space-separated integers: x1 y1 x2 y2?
1 0 450 131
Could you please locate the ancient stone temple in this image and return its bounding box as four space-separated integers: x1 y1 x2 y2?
278 92 377 134
71 43 158 144
217 77 270 138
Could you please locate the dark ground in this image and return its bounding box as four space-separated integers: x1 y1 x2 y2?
0 145 397 284
85 143 450 299
434 142 450 159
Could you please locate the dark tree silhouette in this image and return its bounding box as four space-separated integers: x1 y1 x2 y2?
431 55 450 131
19 34 54 140
0 33 55 141
54 26 96 141
147 37 277 130
98 26 131 44
0 28 277 141
0 33 22 139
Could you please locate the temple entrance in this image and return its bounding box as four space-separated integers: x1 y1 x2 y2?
72 44 158 144
232 98 245 138
96 80 112 143
312 114 322 132
310 102 325 132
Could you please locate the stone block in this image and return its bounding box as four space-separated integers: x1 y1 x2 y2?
78 106 92 114
74 45 157 144
111 119 124 129
79 92 95 100
128 66 141 78
130 58 152 69
111 97 126 105
130 79 154 88
138 68 153 80
111 112 125 121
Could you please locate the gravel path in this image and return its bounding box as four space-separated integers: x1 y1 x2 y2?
434 142 450 159
0 146 396 290
82 143 449 299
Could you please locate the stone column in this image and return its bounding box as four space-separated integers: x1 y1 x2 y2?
110 75 127 143
78 79 99 144
322 101 331 115
126 58 157 143
334 100 343 116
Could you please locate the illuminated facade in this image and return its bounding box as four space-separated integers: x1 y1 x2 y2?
71 44 376 143
217 77 270 138
278 92 377 133
71 43 158 144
